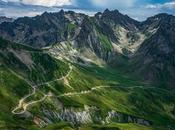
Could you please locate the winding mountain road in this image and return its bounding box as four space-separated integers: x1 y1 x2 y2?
12 65 73 114
12 85 113 115
11 61 162 115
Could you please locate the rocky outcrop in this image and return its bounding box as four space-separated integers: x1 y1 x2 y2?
42 106 95 125
39 106 152 127
43 109 92 125
106 110 151 126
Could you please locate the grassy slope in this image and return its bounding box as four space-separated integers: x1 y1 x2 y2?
0 38 70 129
0 38 175 129
0 65 31 129
49 64 175 127
22 64 175 129
31 122 166 130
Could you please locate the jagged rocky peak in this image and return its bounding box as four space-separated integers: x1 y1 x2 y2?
64 11 86 25
100 9 124 22
40 10 66 21
98 9 139 31
59 9 65 14
141 13 175 30
148 13 175 21
41 11 50 16
95 12 103 19
41 10 65 16
103 8 120 15
138 14 175 55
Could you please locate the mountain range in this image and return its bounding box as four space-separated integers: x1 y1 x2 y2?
0 9 175 130
1 9 175 88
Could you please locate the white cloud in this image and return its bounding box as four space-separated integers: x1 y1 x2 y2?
0 5 96 18
145 1 175 9
90 0 137 8
2 0 72 7
0 7 43 18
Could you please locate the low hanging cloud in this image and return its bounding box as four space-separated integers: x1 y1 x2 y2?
2 0 72 6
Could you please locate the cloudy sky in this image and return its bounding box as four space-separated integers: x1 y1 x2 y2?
0 0 175 20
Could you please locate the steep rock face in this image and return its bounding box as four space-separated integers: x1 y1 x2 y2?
71 10 145 63
75 16 114 61
106 110 151 126
130 14 175 88
94 9 145 56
